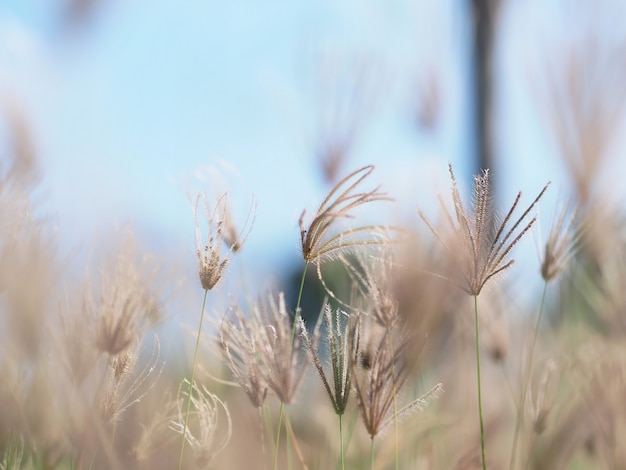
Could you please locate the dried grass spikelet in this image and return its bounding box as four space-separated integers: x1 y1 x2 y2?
171 380 232 468
0 359 27 443
0 207 58 360
93 232 162 356
0 435 28 470
414 68 441 132
299 305 360 416
478 291 510 362
565 338 626 468
0 128 57 360
194 193 254 291
539 200 583 282
419 163 549 296
530 5 626 206
129 392 178 464
100 335 164 425
218 307 269 409
0 97 38 192
299 165 393 265
527 358 560 435
221 292 307 405
341 245 401 329
352 322 443 438
311 51 380 184
578 229 626 336
390 235 462 362
55 292 100 386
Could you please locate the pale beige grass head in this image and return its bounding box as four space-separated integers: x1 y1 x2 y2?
194 193 254 291
419 163 549 296
221 292 307 405
299 165 394 265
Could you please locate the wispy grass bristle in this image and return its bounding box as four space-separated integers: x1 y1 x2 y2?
300 165 393 264
419 163 549 296
299 305 360 416
171 379 232 468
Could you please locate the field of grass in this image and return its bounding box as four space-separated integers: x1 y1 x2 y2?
1 141 625 470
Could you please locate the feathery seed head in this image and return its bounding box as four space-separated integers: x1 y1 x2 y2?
171 380 232 468
101 336 164 425
419 163 550 296
581 234 626 336
194 193 254 291
93 233 162 356
299 165 393 264
219 306 269 408
342 247 401 329
540 202 583 282
351 322 441 438
529 359 560 435
311 52 380 185
130 393 178 463
299 306 360 415
221 292 307 405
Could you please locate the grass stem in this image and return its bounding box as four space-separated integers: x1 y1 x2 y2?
339 414 345 470
273 402 285 470
178 288 209 470
474 295 487 470
258 407 268 470
511 281 548 470
273 263 309 470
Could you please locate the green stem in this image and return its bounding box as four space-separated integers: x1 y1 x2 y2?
273 402 285 470
178 288 209 470
385 327 400 470
275 263 308 470
286 406 292 470
258 407 268 470
339 414 345 470
512 282 548 470
370 437 375 470
474 295 487 470
291 262 308 344
88 361 112 470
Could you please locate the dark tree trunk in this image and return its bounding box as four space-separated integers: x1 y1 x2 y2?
470 0 500 176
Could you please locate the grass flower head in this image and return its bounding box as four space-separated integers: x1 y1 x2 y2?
299 306 360 416
171 380 232 468
194 193 253 291
352 323 442 438
539 201 582 282
222 292 307 405
419 163 549 296
299 165 393 264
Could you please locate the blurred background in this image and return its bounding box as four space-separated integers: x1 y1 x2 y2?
4 2 626 468
1 0 626 310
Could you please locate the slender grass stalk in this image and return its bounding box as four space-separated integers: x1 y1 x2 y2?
392 373 399 470
339 414 345 470
510 281 548 470
385 328 399 470
264 403 276 457
178 288 209 470
273 403 285 470
285 407 308 470
291 263 308 344
88 359 114 470
343 407 359 461
370 437 375 470
274 263 308 470
286 406 292 470
474 295 486 470
258 407 268 470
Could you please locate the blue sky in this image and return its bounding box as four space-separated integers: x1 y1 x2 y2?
0 0 624 308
